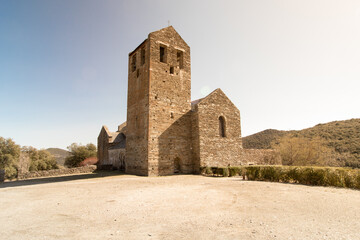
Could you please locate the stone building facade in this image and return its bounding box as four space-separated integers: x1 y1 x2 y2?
97 26 278 176
97 123 126 170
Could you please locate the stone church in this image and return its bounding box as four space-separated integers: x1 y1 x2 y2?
98 26 277 176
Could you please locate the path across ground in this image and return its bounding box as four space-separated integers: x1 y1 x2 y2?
0 174 359 240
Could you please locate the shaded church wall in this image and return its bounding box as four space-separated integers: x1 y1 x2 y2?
191 105 201 174
125 40 150 176
109 148 126 170
147 27 193 176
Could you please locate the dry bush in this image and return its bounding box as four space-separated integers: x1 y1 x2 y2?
272 136 338 167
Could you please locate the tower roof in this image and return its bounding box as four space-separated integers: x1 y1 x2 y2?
129 26 187 56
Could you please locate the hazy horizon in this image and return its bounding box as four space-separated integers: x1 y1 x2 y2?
1 0 359 149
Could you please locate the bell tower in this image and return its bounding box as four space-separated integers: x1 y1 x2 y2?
125 26 192 176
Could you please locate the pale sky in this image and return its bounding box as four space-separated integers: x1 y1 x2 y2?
1 0 359 149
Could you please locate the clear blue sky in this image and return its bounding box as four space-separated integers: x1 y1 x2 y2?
1 0 360 149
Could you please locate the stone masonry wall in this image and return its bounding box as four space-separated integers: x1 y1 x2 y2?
147 27 193 175
195 89 243 168
125 39 150 175
17 165 97 180
97 127 110 166
240 149 281 165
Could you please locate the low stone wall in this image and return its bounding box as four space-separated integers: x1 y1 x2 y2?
0 169 5 183
239 149 281 165
17 165 97 180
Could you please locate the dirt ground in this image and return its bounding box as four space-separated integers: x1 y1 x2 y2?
0 174 359 240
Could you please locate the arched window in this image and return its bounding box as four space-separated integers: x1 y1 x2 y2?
219 116 226 137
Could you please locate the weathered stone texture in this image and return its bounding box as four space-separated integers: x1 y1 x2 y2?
192 89 243 168
97 124 126 169
97 126 111 165
17 165 97 180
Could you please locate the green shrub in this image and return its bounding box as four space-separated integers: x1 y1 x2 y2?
339 170 356 188
4 165 18 180
65 143 97 168
355 173 360 189
223 168 229 177
214 167 224 176
203 165 360 190
22 147 58 172
324 168 343 187
297 168 326 185
0 138 20 179
211 167 218 175
245 166 261 180
229 167 242 177
201 164 360 190
261 166 280 182
204 166 213 175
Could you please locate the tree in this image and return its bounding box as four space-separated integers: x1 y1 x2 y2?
65 143 97 168
0 137 59 179
0 137 20 179
22 146 58 171
272 136 338 167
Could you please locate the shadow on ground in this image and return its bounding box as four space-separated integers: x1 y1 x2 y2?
0 171 124 189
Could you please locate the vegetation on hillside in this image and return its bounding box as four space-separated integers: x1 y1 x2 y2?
65 143 97 168
243 129 289 149
243 119 360 168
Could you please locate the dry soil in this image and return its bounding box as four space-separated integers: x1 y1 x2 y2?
0 174 359 240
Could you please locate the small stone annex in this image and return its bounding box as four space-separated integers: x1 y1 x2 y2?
97 26 279 176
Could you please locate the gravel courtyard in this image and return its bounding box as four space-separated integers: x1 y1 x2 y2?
1 174 359 240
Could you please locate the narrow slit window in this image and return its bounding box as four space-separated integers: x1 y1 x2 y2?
177 50 184 69
131 54 136 72
160 45 167 63
141 48 145 65
170 66 174 74
219 116 226 137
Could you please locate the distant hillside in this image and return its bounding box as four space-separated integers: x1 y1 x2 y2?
46 148 70 166
243 129 290 149
243 119 360 167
